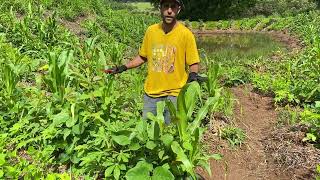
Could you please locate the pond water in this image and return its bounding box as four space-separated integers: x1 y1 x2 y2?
196 33 287 86
196 33 286 61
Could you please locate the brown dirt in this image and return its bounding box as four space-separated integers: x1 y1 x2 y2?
58 14 96 40
16 11 95 41
198 85 319 180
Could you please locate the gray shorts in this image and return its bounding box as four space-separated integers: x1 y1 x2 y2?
142 94 177 124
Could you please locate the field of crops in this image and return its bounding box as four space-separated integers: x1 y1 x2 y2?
190 12 320 143
0 0 319 179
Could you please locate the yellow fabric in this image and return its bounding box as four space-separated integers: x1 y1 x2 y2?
139 22 200 97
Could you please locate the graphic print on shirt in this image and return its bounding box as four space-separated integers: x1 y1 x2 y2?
151 44 176 73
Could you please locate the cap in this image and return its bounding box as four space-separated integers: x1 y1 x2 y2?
160 0 183 6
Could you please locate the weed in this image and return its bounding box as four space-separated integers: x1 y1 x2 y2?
220 126 246 147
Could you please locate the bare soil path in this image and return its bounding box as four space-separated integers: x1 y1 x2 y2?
199 85 291 180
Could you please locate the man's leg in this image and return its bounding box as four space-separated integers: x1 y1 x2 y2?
142 94 164 120
164 96 177 124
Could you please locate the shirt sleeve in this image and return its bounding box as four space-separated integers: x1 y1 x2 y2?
185 31 200 65
139 28 149 58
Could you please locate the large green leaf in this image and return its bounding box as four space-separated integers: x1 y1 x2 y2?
156 101 165 123
105 165 115 177
176 84 189 141
160 134 174 147
52 110 69 127
197 159 211 177
146 116 161 141
165 100 177 121
171 141 194 177
112 135 131 146
126 161 153 180
114 165 121 180
185 82 201 118
189 96 220 135
66 103 78 128
72 124 81 135
146 141 157 150
152 166 174 180
0 153 6 166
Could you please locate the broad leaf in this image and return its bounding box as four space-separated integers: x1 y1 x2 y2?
160 134 174 147
114 165 121 180
152 166 174 180
52 110 69 127
126 161 153 180
112 135 131 146
0 154 5 166
171 141 194 177
105 165 115 177
185 82 201 118
146 141 157 150
189 96 219 135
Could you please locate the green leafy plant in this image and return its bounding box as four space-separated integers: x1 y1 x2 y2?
44 50 73 102
301 101 320 146
220 126 246 147
166 82 222 178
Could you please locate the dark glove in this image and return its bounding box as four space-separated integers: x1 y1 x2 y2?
104 65 127 74
187 72 198 83
187 72 208 83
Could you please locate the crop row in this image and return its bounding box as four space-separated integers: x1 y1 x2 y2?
0 2 224 179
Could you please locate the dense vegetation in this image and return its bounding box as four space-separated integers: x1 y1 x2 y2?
0 0 224 179
149 0 319 20
0 0 319 179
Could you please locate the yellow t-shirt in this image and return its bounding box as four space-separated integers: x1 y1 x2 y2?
139 22 200 97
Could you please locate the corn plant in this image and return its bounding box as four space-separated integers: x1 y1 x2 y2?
108 42 125 65
206 62 221 98
0 39 28 101
44 50 73 102
165 82 222 178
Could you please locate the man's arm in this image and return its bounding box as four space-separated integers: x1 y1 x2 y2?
125 55 147 69
189 63 199 73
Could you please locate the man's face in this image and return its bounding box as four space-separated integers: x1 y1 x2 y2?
160 0 181 25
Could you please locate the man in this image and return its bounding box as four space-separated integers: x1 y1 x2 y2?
107 0 202 124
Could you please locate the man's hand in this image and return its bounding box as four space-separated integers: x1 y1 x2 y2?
104 55 146 74
187 72 208 83
104 65 127 74
187 72 198 83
